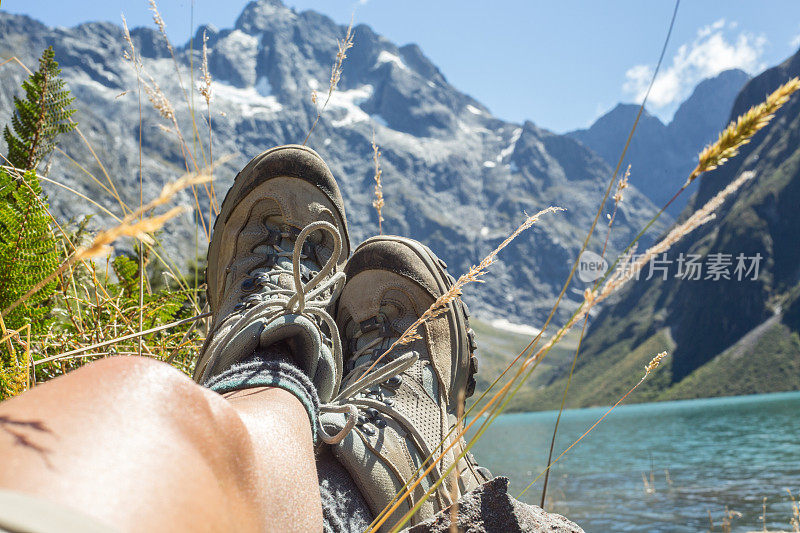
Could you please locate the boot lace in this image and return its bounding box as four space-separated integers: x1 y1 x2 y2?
207 220 346 385
319 312 418 444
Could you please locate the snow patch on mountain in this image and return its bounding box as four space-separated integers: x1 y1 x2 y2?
328 85 373 127
376 50 407 71
213 82 282 117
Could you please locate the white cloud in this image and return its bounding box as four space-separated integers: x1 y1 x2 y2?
623 19 766 116
697 18 725 38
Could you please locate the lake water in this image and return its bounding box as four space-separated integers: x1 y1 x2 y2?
469 391 800 532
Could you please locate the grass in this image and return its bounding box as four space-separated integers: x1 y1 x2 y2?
370 58 800 533
709 489 800 532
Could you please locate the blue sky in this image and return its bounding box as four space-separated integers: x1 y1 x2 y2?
3 0 800 133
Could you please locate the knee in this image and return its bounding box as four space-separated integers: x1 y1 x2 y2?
76 356 194 401
71 357 241 431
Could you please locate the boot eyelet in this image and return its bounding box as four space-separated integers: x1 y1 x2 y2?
366 407 379 419
361 424 376 436
374 418 386 428
241 278 257 292
384 375 402 389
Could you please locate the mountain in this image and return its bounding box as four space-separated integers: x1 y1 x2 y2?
568 69 750 216
522 51 800 411
0 0 667 324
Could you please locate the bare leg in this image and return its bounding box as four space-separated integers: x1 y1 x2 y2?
0 356 322 532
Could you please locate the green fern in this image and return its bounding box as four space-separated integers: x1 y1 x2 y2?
0 168 59 332
1 46 77 364
113 254 141 301
3 46 76 171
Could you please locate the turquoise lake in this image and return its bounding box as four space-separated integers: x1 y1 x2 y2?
469 391 800 532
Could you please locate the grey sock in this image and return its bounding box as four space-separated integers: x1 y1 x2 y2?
317 446 374 533
203 343 321 444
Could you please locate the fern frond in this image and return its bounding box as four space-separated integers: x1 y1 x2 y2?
3 46 77 171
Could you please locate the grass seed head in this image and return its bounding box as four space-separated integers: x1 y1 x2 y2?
148 0 174 55
600 170 755 300
613 165 630 204
371 131 385 234
686 77 800 186
199 30 212 105
645 351 668 375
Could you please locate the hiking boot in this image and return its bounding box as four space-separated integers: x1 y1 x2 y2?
322 236 490 530
193 145 350 405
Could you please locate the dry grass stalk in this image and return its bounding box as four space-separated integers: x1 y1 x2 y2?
600 164 631 260
303 19 355 145
33 312 211 366
379 38 800 533
371 131 385 234
330 21 355 93
601 169 755 299
148 0 218 216
122 15 214 240
448 388 466 532
520 169 755 374
788 489 800 532
80 206 185 259
0 56 33 75
122 17 175 123
645 351 668 375
0 312 16 357
356 206 564 382
144 73 176 122
686 77 800 186
148 0 173 56
199 29 218 216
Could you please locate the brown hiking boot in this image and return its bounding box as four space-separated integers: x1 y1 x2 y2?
322 236 490 531
193 145 350 404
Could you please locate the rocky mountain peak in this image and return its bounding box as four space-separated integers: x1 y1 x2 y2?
568 69 750 215
0 4 667 322
235 0 296 34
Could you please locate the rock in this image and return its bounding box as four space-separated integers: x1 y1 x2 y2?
405 477 583 533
